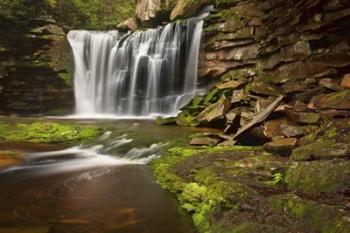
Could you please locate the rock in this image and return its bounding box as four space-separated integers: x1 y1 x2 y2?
218 139 237 146
216 80 246 90
263 118 288 139
309 90 350 110
117 18 138 32
135 0 162 23
190 136 222 146
196 95 231 123
176 112 198 127
170 0 208 20
319 78 343 91
293 101 309 112
291 140 350 161
155 116 176 125
285 111 320 124
248 81 280 96
231 89 247 104
282 81 307 94
268 194 350 232
280 125 306 138
263 138 297 156
341 74 350 89
285 160 350 194
233 95 284 139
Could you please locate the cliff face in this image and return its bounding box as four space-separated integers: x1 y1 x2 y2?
0 14 73 115
0 0 135 115
147 0 350 147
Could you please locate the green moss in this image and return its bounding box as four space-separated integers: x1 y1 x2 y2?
176 112 199 127
291 140 350 161
58 72 73 87
268 194 350 233
0 121 100 143
285 160 350 194
203 88 220 105
151 145 259 233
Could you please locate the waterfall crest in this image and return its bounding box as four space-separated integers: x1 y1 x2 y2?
68 10 210 117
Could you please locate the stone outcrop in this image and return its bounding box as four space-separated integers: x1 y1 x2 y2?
0 16 73 114
135 0 177 25
162 0 350 150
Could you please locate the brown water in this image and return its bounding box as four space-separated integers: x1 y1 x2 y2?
0 120 202 233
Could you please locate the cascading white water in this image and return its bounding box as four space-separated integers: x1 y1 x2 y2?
68 8 211 117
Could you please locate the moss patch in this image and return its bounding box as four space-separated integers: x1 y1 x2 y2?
0 121 100 143
268 194 350 233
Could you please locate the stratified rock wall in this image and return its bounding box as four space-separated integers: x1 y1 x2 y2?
154 0 350 147
0 16 73 115
0 15 73 114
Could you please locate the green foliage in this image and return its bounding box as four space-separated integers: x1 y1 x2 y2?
55 0 135 29
0 0 134 29
0 121 100 143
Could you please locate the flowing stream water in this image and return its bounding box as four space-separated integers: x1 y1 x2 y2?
0 6 214 233
0 120 207 233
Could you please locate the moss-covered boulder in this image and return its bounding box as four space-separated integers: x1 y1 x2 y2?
285 160 350 195
268 194 350 233
291 140 350 161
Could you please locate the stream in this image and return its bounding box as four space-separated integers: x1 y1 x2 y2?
0 120 202 233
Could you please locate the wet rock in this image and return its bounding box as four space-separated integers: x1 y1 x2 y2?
170 0 208 20
216 80 246 90
263 138 297 156
248 81 280 96
190 136 222 146
291 140 350 161
293 101 309 112
268 194 350 232
263 118 287 139
196 95 231 123
234 95 284 139
231 89 247 104
319 78 343 91
341 73 350 89
155 116 176 125
280 125 306 138
282 81 307 94
117 18 138 32
176 112 198 127
285 111 320 124
285 160 350 194
309 90 350 110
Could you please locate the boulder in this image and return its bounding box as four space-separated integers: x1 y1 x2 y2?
117 18 138 32
216 80 246 90
309 90 350 110
280 125 306 138
196 95 231 123
285 160 350 194
263 118 288 139
248 81 280 96
263 138 298 156
190 136 222 146
291 140 350 161
340 73 350 89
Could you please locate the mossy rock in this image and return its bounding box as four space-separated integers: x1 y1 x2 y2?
291 140 350 161
0 121 100 143
285 160 350 195
268 194 350 233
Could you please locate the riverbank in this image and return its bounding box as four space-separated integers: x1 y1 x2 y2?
151 144 350 233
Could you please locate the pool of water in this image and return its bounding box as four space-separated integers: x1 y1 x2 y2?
0 119 204 233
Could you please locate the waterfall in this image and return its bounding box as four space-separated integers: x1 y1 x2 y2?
68 9 210 117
